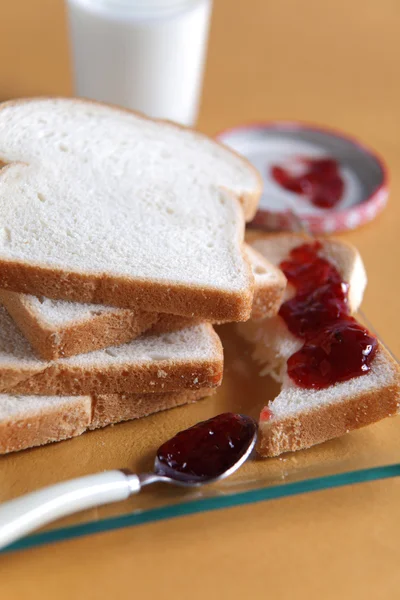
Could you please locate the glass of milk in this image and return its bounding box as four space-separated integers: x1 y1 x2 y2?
66 0 213 126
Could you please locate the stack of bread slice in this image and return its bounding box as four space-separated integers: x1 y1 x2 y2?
1 100 394 458
239 233 400 457
0 98 288 453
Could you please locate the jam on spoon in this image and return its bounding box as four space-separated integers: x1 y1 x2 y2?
271 157 344 209
278 241 377 389
156 413 257 481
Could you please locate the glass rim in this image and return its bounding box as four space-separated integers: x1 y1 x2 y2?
67 0 210 18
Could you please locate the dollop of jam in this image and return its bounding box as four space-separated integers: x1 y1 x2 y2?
260 406 274 422
156 413 255 481
271 157 344 209
279 241 377 389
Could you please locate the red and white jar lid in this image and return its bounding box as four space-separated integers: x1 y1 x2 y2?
217 121 388 234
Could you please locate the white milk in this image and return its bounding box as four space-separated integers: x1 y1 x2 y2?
66 0 213 125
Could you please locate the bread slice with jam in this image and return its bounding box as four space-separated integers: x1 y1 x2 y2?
239 233 400 457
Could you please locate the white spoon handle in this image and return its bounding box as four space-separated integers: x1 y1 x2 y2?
0 470 140 550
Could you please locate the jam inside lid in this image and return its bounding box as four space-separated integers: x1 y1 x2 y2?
217 122 387 234
271 157 344 209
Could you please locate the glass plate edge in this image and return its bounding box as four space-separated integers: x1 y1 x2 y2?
2 463 400 555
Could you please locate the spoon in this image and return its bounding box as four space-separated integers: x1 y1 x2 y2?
0 412 257 550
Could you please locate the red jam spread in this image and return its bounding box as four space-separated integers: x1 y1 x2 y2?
260 406 273 422
271 157 344 209
157 413 255 481
279 241 377 389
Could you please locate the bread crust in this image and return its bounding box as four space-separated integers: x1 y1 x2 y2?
0 389 215 453
0 257 254 322
0 302 223 396
0 396 91 453
0 342 223 396
0 289 158 360
245 246 287 320
0 97 261 321
0 243 284 359
151 314 201 334
90 388 215 429
3 357 222 396
258 348 400 457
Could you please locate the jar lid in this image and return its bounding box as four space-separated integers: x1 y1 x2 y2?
217 121 388 234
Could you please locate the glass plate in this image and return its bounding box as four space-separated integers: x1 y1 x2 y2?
1 324 399 554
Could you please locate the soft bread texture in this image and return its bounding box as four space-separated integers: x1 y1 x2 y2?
0 244 285 360
0 98 262 322
0 305 223 395
238 233 399 456
0 388 215 453
238 233 368 382
239 315 301 382
258 345 400 457
246 245 287 320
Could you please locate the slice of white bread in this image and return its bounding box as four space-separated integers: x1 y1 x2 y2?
246 245 287 320
0 289 158 361
153 248 286 329
0 244 286 360
0 305 223 395
238 233 400 456
259 344 400 456
0 388 215 454
0 98 262 322
249 233 367 312
239 233 367 381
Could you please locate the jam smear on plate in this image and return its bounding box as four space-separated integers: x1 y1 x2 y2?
260 406 274 422
271 157 344 209
157 413 255 480
279 241 377 389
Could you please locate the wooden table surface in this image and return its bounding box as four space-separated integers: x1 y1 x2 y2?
1 0 400 597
